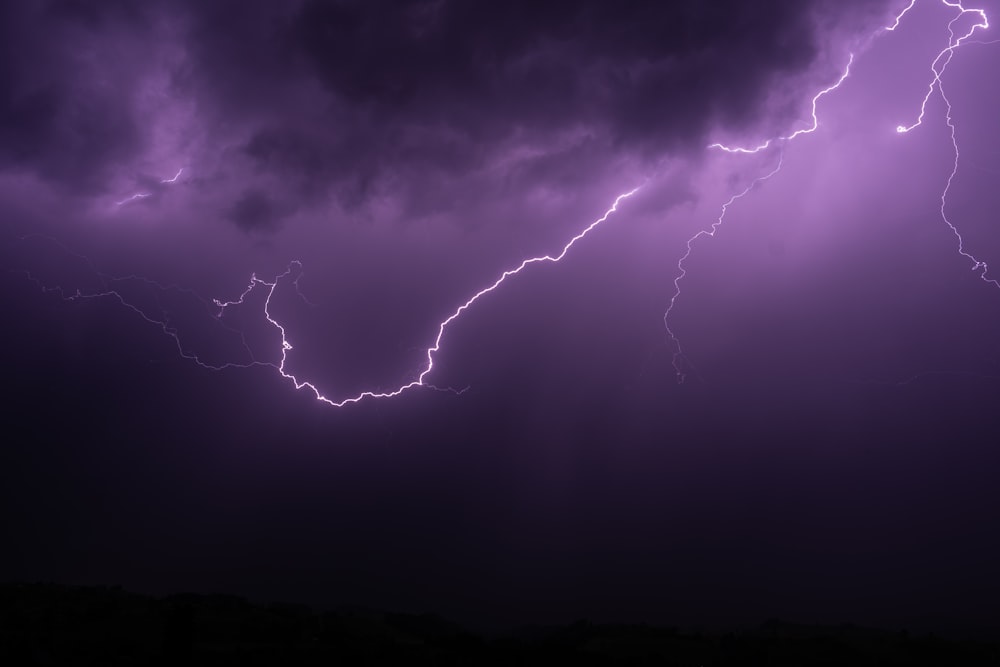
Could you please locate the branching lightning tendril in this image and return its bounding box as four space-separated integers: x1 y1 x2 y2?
664 0 995 382
663 154 785 382
115 168 184 207
211 189 640 407
894 2 997 288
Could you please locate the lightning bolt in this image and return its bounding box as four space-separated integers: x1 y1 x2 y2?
666 49 857 382
115 168 184 207
886 0 920 31
664 154 785 382
160 168 184 184
12 188 641 407
114 192 152 207
707 55 854 155
893 2 997 288
665 0 996 382
12 234 273 372
212 188 641 406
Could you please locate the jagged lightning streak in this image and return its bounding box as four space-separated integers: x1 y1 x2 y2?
115 192 152 206
209 188 640 407
894 2 997 288
19 187 638 406
664 154 785 382
160 168 184 183
11 232 278 370
665 0 996 382
886 0 920 31
14 256 273 373
115 168 184 206
665 47 857 381
895 2 987 134
708 55 854 155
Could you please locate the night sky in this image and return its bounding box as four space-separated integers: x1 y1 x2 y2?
3 0 1000 636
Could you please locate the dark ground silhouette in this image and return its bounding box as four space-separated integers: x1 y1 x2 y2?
2 583 999 665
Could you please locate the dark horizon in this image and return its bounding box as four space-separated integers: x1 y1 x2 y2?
2 0 1000 643
7 582 1000 665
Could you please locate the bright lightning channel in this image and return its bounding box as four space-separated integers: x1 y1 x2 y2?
665 0 996 382
707 54 854 155
663 154 784 382
893 1 997 288
209 188 641 407
15 234 273 372
115 168 184 206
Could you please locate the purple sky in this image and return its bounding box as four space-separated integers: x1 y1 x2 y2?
3 0 1000 635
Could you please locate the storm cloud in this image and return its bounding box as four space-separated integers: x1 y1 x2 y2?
0 0 896 228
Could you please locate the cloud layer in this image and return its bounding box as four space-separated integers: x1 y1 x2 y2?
1 0 895 231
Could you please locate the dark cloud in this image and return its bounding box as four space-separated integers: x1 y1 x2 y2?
230 0 893 147
0 2 143 192
0 0 894 226
228 188 285 233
